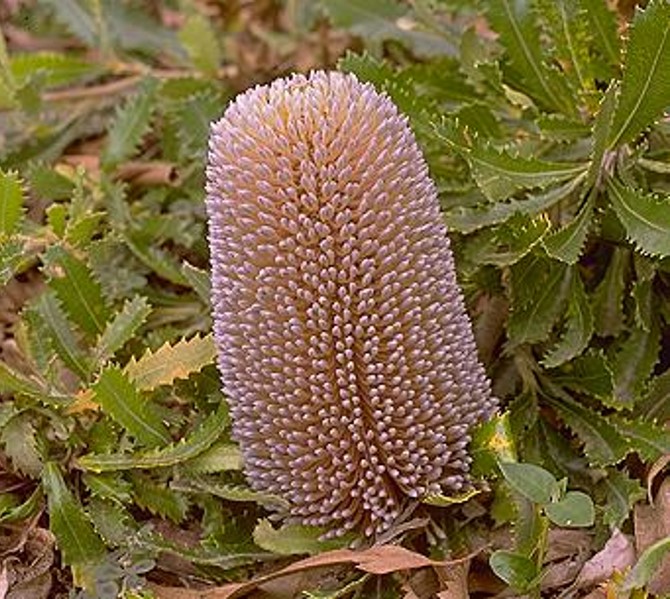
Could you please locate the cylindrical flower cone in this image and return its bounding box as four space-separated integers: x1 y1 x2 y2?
206 71 496 538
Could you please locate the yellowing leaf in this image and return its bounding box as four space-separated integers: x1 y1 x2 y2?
125 334 216 391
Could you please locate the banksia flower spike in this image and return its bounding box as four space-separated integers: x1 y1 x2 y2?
206 71 496 538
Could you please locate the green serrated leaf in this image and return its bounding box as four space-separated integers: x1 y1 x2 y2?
178 14 221 77
102 78 158 168
544 491 595 527
125 334 216 391
1 414 43 477
180 441 242 475
507 256 572 346
600 469 645 528
490 550 538 592
608 180 670 258
591 247 628 337
463 144 586 202
554 350 613 398
45 246 111 338
0 170 24 236
583 0 620 76
92 366 170 447
94 296 151 366
172 477 289 511
322 0 455 57
130 474 189 523
484 0 575 114
39 0 97 47
123 230 190 286
0 486 43 524
83 472 133 504
181 262 211 306
0 361 46 399
465 213 549 266
253 519 347 556
79 404 229 471
10 52 97 88
542 195 593 264
43 462 106 566
498 461 558 505
471 412 517 477
611 325 660 408
622 536 670 592
542 274 593 367
639 369 670 423
608 0 670 148
87 497 138 547
544 390 628 465
33 291 90 379
613 418 670 462
444 175 585 233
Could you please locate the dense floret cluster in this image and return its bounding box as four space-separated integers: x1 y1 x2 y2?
206 71 496 537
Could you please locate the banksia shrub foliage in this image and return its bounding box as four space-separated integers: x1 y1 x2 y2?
206 71 496 537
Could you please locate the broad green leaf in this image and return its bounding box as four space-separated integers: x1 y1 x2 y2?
130 474 189 523
79 404 229 471
0 415 43 477
608 180 670 258
622 536 670 592
464 144 586 202
489 550 538 592
611 325 660 408
102 78 159 168
484 0 575 114
542 274 593 368
10 52 97 88
507 256 572 346
591 247 628 337
45 246 111 338
94 295 151 365
253 519 346 556
0 170 24 236
544 391 628 465
178 14 222 77
43 462 106 566
544 491 595 527
600 469 645 528
542 196 593 264
608 0 670 148
33 291 90 379
498 461 558 505
125 334 216 391
92 366 170 447
444 175 585 233
613 418 670 462
321 0 456 57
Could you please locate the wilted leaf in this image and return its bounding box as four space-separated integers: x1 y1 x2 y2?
577 529 635 589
